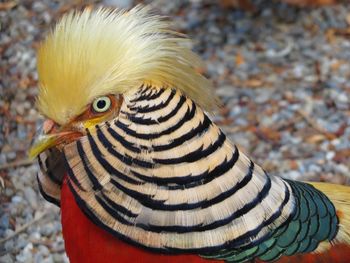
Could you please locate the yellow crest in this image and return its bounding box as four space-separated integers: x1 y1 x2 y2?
37 5 216 125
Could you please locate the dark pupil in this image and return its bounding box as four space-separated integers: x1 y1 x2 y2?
97 99 106 109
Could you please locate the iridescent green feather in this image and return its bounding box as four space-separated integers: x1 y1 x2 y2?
200 180 339 262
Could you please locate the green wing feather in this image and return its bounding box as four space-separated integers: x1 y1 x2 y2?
201 180 339 262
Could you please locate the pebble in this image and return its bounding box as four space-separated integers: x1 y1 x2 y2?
23 187 38 209
4 239 15 253
16 243 34 263
103 0 133 8
29 231 41 241
285 170 302 180
40 223 56 237
32 2 47 13
37 245 50 257
0 214 10 230
308 164 322 173
11 196 23 204
255 89 273 104
16 234 29 250
326 151 335 161
0 254 14 263
216 85 236 97
335 164 350 176
6 152 17 161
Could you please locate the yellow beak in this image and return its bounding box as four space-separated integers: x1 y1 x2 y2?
29 119 83 159
29 134 58 159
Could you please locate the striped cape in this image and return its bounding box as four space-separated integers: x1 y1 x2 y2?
36 85 338 261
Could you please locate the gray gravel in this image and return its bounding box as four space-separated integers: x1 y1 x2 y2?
1 0 349 262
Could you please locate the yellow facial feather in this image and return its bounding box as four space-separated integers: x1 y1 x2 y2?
37 5 216 125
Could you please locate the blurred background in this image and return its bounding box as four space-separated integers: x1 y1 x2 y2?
0 0 349 262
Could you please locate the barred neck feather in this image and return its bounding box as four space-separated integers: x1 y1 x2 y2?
37 86 345 261
37 6 215 125
35 6 348 262
38 85 295 253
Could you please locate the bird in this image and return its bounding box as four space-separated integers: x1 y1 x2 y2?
29 5 350 263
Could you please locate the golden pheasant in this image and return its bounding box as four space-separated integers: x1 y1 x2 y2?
30 6 350 263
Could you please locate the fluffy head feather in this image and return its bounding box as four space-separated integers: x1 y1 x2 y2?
37 5 215 125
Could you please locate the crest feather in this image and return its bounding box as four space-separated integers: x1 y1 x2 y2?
37 5 216 125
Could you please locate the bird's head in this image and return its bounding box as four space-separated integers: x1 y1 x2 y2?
30 5 215 158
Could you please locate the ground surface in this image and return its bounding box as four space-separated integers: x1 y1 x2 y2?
0 0 349 262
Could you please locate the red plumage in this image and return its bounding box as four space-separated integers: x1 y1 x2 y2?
61 177 350 262
61 178 221 263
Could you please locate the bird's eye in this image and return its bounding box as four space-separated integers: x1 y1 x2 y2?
92 96 111 113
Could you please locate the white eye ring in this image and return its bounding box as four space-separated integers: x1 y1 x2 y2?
92 96 111 113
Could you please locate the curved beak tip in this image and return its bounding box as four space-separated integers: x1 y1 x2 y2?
29 135 57 159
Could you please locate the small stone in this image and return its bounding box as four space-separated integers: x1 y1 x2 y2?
0 254 14 263
6 152 16 161
34 253 44 263
16 242 33 263
335 164 349 175
292 64 305 78
308 164 322 173
41 256 54 263
255 89 272 104
15 234 28 250
216 85 236 97
32 2 46 13
0 214 10 230
103 0 133 8
5 188 14 196
11 195 23 204
38 245 50 256
29 231 41 241
4 239 15 252
4 229 14 236
286 170 301 180
40 223 55 237
23 187 38 208
326 151 335 161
